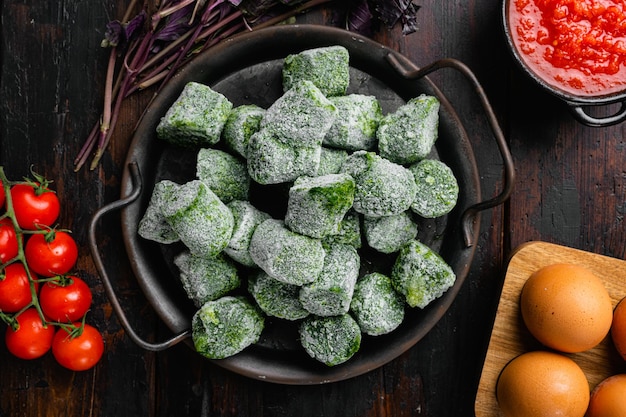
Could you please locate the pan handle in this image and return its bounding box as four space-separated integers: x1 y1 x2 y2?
568 100 626 127
385 54 515 248
88 162 191 351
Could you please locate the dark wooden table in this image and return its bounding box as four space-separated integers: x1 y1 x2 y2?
2 1 626 416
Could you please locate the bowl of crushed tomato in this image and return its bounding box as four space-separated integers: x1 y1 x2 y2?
502 0 626 126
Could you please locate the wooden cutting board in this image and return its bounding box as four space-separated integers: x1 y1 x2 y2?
475 241 626 417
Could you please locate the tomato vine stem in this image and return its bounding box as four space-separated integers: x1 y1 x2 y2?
0 167 79 330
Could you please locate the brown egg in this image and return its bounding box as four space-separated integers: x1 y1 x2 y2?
520 263 613 353
611 296 626 361
496 351 590 417
586 374 626 417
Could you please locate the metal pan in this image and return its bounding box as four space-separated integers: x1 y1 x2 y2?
89 24 514 384
501 0 626 127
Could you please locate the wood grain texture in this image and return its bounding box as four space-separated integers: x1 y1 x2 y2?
13 0 626 416
475 241 626 417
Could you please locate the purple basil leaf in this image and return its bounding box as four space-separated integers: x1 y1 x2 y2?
102 10 146 48
371 0 420 35
103 20 124 47
400 2 420 35
372 0 402 28
347 0 374 35
155 6 193 42
125 11 147 40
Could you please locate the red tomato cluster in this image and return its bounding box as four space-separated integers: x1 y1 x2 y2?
0 171 104 371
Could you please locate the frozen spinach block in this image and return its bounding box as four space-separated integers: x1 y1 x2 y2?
363 211 418 254
299 314 361 366
141 45 463 366
222 104 265 159
248 219 326 286
156 82 233 148
316 147 348 176
192 296 264 359
324 94 383 151
174 251 240 307
247 129 321 185
299 243 360 316
322 209 362 249
285 173 355 239
377 94 440 165
248 271 310 321
224 200 271 267
350 272 405 336
391 240 456 309
137 180 181 244
196 148 250 203
261 80 337 148
161 180 234 258
409 159 459 218
282 45 350 97
339 151 417 217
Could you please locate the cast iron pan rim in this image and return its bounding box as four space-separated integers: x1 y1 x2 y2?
119 24 480 384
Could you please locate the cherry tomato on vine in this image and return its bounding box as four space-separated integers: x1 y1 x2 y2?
10 182 60 230
0 218 20 263
40 276 92 322
5 308 55 360
52 323 104 371
24 230 78 277
0 263 38 313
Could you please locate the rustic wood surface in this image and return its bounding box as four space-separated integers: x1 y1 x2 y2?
1 1 625 416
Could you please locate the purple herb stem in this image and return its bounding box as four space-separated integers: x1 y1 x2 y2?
77 0 340 171
73 122 100 170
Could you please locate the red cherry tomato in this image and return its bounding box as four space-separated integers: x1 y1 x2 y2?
5 308 55 360
52 323 104 371
40 276 92 322
24 231 78 277
0 218 19 263
10 183 60 230
0 263 38 313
